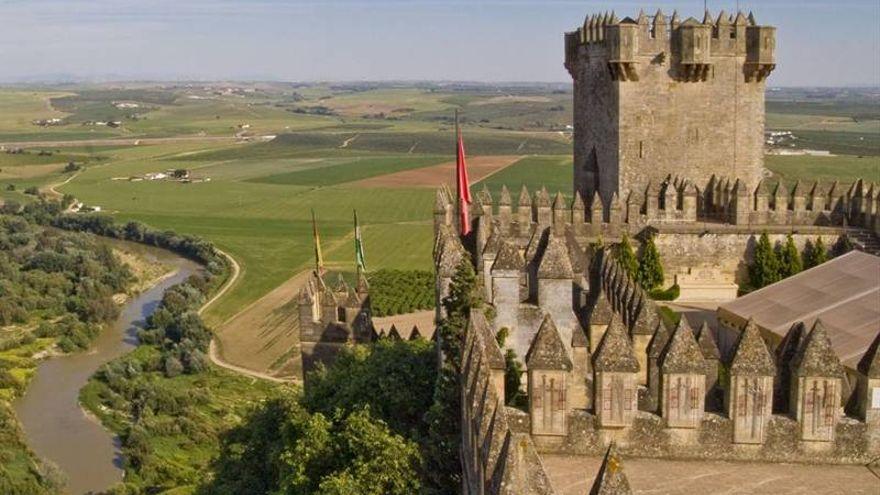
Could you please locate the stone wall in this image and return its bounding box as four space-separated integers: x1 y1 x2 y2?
653 231 829 287
566 11 773 205
535 410 876 465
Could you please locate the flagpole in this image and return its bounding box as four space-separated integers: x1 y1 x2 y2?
454 108 461 236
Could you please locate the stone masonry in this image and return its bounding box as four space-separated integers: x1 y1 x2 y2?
442 8 880 494
565 10 774 207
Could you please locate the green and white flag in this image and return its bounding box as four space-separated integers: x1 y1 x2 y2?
354 210 366 271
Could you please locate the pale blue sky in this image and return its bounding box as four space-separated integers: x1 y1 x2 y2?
0 0 877 86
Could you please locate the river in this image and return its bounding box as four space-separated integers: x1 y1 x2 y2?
13 242 200 495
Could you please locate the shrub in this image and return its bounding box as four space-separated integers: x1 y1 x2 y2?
648 284 680 301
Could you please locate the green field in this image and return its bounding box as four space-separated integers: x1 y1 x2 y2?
766 154 879 184
1 83 877 327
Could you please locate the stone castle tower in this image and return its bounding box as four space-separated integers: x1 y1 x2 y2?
564 10 776 207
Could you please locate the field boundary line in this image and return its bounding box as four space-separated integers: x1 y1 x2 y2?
471 154 528 185
200 248 294 383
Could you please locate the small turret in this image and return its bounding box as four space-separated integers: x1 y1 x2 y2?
588 285 615 354
728 318 775 444
472 310 506 399
526 315 572 436
790 320 843 442
660 319 706 429
696 322 722 410
774 181 790 212
593 316 640 428
678 17 712 81
745 14 776 81
497 185 513 230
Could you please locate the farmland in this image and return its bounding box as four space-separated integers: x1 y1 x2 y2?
0 83 877 375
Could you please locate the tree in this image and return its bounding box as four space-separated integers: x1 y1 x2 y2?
778 234 803 278
616 234 638 279
207 400 421 495
749 232 780 289
833 233 854 257
804 236 829 269
303 339 437 436
423 258 481 493
636 234 664 290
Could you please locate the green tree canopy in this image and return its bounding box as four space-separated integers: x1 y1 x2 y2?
636 234 664 290
804 236 829 269
207 398 421 495
778 234 803 278
749 232 781 289
616 234 638 280
304 339 437 436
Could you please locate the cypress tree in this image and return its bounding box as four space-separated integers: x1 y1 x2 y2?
804 236 829 269
812 236 829 266
636 234 664 290
779 234 803 278
616 234 639 280
749 232 780 289
833 233 854 257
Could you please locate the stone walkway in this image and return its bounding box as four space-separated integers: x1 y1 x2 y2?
542 454 880 494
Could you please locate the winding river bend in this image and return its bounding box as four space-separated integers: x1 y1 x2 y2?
13 244 199 495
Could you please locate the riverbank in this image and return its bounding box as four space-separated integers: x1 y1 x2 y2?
0 232 179 493
14 256 196 494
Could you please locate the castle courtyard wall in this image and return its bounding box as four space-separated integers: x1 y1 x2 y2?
524 409 876 464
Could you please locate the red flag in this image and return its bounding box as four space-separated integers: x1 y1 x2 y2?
456 131 472 235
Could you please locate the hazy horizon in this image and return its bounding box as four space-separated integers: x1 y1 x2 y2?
1 0 879 87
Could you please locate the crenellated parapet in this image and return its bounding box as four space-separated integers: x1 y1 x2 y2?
297 270 374 377
434 177 880 243
565 9 775 83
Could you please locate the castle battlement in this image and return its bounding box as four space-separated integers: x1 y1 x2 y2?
566 9 777 210
297 271 374 376
565 10 775 83
457 244 880 494
435 178 880 242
